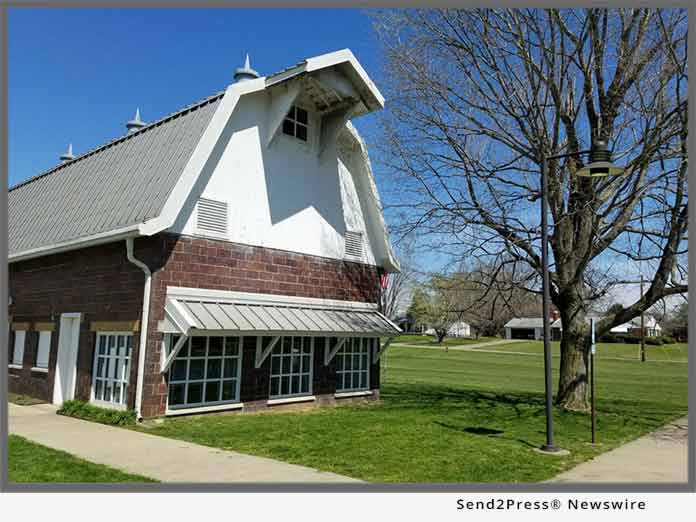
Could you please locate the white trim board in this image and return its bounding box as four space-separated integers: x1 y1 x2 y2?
165 286 380 312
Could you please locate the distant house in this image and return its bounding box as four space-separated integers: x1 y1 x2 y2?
610 316 662 337
394 314 417 334
504 318 562 341
423 320 472 338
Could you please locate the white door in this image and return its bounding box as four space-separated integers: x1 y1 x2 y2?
53 313 82 405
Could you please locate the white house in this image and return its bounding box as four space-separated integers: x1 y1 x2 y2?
610 316 663 337
504 318 562 340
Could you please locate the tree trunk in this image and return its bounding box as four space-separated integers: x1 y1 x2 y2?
556 289 590 412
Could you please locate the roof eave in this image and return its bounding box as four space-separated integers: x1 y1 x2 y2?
8 224 141 264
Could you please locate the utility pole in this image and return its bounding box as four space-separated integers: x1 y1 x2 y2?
640 275 646 362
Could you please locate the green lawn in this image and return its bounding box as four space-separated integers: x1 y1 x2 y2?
141 342 688 483
472 341 689 363
393 334 498 346
7 435 156 483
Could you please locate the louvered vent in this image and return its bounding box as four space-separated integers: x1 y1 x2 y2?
196 198 228 236
344 231 363 259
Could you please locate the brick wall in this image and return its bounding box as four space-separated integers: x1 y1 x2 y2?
9 232 383 417
8 237 158 403
140 233 383 418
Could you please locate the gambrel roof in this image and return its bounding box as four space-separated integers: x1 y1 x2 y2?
8 49 399 272
9 93 222 256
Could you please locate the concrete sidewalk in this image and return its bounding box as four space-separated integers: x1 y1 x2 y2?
552 416 689 483
9 403 361 483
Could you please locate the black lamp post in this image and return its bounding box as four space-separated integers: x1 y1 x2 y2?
538 140 623 454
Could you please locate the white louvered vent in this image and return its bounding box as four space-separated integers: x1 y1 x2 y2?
196 198 228 236
344 231 363 259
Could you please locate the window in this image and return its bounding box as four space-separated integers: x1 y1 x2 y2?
167 335 242 409
36 331 52 369
282 105 309 142
344 231 363 259
92 333 132 406
269 336 313 399
196 197 228 236
11 330 26 366
335 338 371 392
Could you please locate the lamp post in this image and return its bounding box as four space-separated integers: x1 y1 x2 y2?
538 140 623 454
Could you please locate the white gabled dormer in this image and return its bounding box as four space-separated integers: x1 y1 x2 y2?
164 50 398 272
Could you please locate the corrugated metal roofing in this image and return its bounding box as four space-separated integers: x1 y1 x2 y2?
9 92 223 256
163 298 400 336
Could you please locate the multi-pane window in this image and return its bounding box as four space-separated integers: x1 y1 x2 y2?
335 337 371 392
282 105 309 142
167 336 242 409
92 333 132 406
11 330 26 366
35 331 52 369
269 336 313 398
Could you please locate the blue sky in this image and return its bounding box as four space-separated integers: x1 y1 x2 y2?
8 8 382 186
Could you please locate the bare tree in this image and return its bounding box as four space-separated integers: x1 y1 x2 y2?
372 8 688 410
380 242 418 320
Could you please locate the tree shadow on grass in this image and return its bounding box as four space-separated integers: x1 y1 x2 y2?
434 421 537 449
383 382 546 417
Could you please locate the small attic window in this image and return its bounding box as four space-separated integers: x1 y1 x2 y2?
344 231 363 259
282 105 309 142
196 197 228 236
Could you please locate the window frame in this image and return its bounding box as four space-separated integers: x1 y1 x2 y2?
334 337 372 393
165 335 244 412
10 330 26 367
34 330 52 370
90 332 133 410
268 336 314 400
281 104 310 143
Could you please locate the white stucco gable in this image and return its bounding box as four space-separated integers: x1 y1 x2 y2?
147 49 399 272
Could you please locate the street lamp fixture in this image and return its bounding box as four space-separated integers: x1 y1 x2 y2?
538 139 623 455
575 140 625 178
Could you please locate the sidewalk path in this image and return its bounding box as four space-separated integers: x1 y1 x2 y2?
552 416 688 483
9 403 361 483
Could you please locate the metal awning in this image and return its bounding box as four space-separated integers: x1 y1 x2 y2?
159 287 401 337
158 287 401 372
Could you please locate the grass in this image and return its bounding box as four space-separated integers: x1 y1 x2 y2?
57 400 137 426
8 392 46 406
141 341 688 483
7 435 156 483
393 334 498 347
470 341 689 363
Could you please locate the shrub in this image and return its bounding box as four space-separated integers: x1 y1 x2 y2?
623 335 640 344
661 335 676 345
599 334 618 343
645 337 664 346
57 400 136 426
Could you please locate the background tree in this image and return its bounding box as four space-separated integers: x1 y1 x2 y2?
410 276 463 343
372 8 688 410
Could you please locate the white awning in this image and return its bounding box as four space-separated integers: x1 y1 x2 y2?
158 287 401 337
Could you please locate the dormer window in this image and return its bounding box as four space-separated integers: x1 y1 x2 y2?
282 105 309 142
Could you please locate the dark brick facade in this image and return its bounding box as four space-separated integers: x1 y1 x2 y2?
8 237 159 403
141 233 383 418
9 232 383 418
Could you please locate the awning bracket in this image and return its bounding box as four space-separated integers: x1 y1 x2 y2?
324 337 347 366
161 333 189 373
373 337 394 363
255 336 281 368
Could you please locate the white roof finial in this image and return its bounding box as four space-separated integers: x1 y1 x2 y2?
60 143 75 163
234 53 260 82
126 107 146 133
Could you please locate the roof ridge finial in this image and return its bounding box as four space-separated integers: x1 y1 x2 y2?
59 142 75 163
126 107 146 133
234 52 260 82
